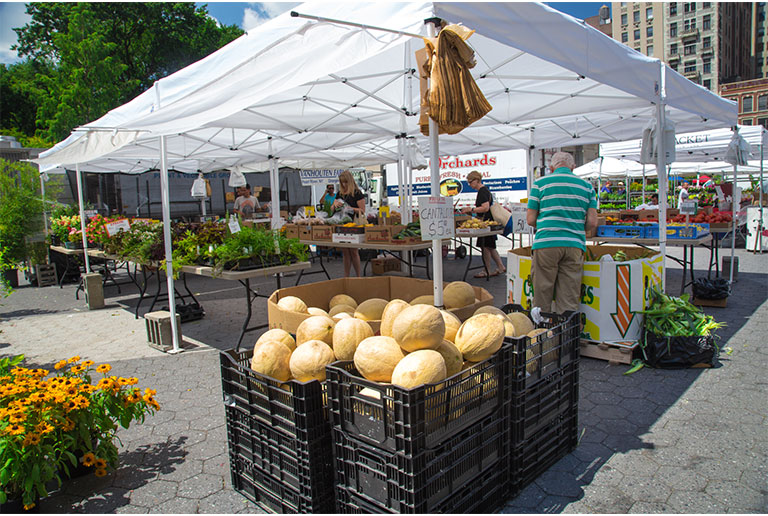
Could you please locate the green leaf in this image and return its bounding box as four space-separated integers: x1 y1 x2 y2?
624 359 645 375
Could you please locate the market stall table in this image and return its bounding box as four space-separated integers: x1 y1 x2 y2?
50 246 130 297
453 229 506 281
587 234 712 295
181 261 310 350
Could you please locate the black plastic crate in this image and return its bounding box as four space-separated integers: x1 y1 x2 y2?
510 411 579 496
326 343 512 455
332 409 510 513
500 304 580 390
225 405 333 498
509 360 579 444
336 460 509 514
230 453 335 514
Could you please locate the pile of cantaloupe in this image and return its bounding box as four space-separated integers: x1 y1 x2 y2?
252 282 544 388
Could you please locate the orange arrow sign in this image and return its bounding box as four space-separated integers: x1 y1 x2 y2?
611 264 635 338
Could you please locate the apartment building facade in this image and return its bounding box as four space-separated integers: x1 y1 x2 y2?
611 2 665 58
720 78 768 128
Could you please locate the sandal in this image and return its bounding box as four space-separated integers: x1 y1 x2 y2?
495 269 506 276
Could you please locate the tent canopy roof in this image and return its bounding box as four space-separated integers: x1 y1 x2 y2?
35 2 736 174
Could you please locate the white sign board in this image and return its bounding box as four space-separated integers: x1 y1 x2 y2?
299 169 343 186
228 217 241 234
509 203 531 233
418 196 455 240
105 218 131 237
679 200 698 215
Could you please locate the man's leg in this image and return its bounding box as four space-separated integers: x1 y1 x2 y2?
532 247 560 312
553 247 585 313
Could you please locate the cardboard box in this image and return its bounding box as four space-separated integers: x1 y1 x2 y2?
332 233 365 244
506 245 662 346
298 225 312 240
371 257 401 275
620 209 639 221
636 210 659 221
599 211 620 220
365 225 393 244
268 277 494 334
667 209 679 218
454 215 472 228
283 224 299 239
311 225 333 241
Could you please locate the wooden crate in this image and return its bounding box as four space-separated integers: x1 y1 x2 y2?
35 264 57 287
579 340 638 365
692 296 727 308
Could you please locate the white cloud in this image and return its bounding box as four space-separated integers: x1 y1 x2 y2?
242 2 299 31
0 2 30 65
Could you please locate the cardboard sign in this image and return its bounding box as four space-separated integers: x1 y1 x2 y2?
105 219 131 237
679 200 698 215
228 216 241 234
417 196 454 240
509 203 531 233
378 206 390 218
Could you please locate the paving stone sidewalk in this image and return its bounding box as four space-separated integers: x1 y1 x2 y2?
0 245 766 513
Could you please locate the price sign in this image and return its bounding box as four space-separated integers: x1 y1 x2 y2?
680 200 698 215
714 186 725 202
378 206 390 218
510 203 531 233
105 218 131 237
304 206 315 217
417 196 454 240
84 210 99 219
228 216 241 234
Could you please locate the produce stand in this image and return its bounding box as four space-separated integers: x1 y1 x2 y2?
182 261 310 351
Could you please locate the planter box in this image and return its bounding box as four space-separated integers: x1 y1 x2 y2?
268 276 493 334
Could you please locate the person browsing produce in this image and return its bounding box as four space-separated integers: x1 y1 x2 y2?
462 170 505 278
233 184 261 218
635 194 659 211
527 151 597 313
333 170 366 277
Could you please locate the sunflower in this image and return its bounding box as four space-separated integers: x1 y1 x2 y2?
82 452 96 467
96 364 112 373
94 468 107 477
67 355 81 364
23 432 41 447
5 424 24 435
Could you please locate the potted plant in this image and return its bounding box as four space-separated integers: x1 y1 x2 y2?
0 159 45 295
0 355 159 511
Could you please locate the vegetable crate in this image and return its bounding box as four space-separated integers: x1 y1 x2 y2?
596 225 645 238
332 410 511 513
220 349 335 513
326 343 513 455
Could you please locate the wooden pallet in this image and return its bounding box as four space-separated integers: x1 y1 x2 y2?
692 296 727 308
35 264 58 287
579 340 638 365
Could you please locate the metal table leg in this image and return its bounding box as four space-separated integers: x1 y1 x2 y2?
235 273 282 352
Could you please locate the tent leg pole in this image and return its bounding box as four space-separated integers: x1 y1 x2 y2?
75 165 91 273
655 63 668 292
426 19 443 308
729 164 736 283
159 136 182 354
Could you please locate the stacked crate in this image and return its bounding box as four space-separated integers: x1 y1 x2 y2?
220 349 335 513
501 305 581 495
326 344 514 513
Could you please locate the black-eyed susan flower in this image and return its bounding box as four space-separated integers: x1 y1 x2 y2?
9 412 26 423
82 360 94 367
70 365 86 374
36 422 54 435
61 418 74 431
94 468 107 477
82 452 96 467
23 432 41 447
54 360 66 369
23 503 35 510
5 424 25 435
96 364 111 373
94 458 107 469
63 400 78 412
67 355 81 364
96 378 113 390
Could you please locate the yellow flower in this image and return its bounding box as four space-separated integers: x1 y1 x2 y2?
127 377 139 385
36 422 54 435
23 503 35 510
67 355 81 364
31 368 49 377
10 367 29 376
118 378 131 386
70 365 86 374
82 360 94 367
148 399 161 411
54 359 67 369
144 388 157 397
72 395 89 409
9 412 26 423
96 378 113 390
5 424 24 435
82 452 96 466
28 392 46 404
63 400 78 412
23 432 41 447
96 364 111 373
61 418 74 431
94 468 107 477
94 458 107 469
65 386 78 396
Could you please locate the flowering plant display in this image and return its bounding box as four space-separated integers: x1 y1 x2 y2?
85 214 120 246
50 214 82 244
0 355 159 510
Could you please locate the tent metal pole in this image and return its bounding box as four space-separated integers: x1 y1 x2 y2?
655 63 668 291
597 157 603 210
426 19 443 308
159 135 182 354
397 137 405 213
40 173 49 237
642 164 646 203
729 162 737 283
268 139 280 229
760 142 764 252
290 11 423 39
75 165 91 273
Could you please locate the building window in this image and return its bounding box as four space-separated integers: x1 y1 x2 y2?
703 14 711 30
670 43 678 55
684 18 697 31
646 7 653 20
702 60 712 73
670 23 678 37
684 2 696 14
702 36 711 49
622 32 628 43
759 95 768 111
621 13 628 25
742 118 753 125
647 45 654 56
759 118 768 128
670 62 679 71
684 61 696 73
684 43 697 55
702 2 711 8
670 3 677 16
647 25 653 37
703 79 711 90
633 10 640 23
634 29 641 40
743 96 754 112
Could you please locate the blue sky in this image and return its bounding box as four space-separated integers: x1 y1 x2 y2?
0 2 609 65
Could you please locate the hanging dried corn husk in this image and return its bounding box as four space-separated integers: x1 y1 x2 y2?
418 24 492 136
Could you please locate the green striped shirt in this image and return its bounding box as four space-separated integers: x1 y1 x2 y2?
528 167 597 252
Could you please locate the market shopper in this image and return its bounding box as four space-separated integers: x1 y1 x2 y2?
233 184 261 218
333 170 366 277
678 181 690 208
600 180 612 194
635 194 659 211
321 184 336 206
462 170 506 277
527 151 597 313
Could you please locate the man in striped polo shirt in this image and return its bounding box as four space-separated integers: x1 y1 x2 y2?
526 151 597 313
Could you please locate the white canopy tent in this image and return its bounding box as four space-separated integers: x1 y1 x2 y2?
34 2 737 353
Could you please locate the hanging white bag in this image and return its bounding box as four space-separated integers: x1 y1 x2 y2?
228 166 247 188
191 174 208 198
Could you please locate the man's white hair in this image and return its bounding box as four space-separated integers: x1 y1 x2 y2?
551 151 575 170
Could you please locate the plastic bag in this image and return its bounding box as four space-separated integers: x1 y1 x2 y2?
191 175 207 198
641 331 718 369
692 278 730 300
228 167 246 188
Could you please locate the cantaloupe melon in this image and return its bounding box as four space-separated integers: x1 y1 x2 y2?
307 307 329 317
354 298 389 321
329 294 358 309
296 315 335 346
391 304 445 352
454 313 505 362
332 312 353 322
333 317 374 361
507 312 535 336
256 328 296 352
380 299 411 337
391 350 447 389
436 340 463 377
277 296 308 313
443 281 476 309
250 340 292 381
353 336 405 382
474 305 507 318
440 310 462 343
410 294 434 305
329 304 355 316
289 340 335 382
